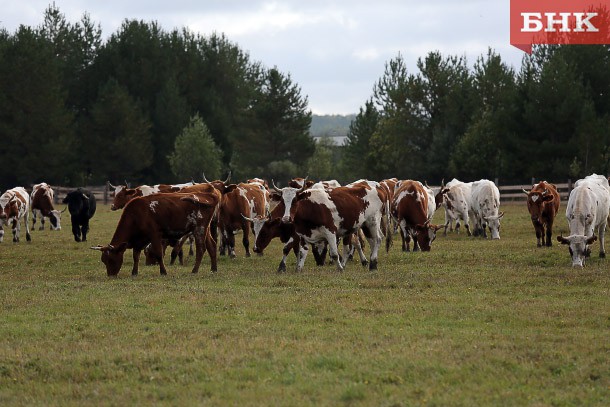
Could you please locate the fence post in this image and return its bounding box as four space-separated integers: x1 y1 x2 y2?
568 179 572 193
104 184 109 205
494 177 499 186
531 177 535 186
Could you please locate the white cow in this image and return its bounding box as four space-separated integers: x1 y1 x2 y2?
0 187 32 243
470 179 504 239
557 174 610 267
441 178 473 236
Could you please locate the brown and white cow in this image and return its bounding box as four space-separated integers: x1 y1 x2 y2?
31 183 65 230
283 182 385 272
391 180 442 252
203 174 267 258
523 181 560 247
0 187 32 243
108 181 195 211
91 190 220 276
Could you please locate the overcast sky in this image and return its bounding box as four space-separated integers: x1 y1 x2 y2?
3 1 525 115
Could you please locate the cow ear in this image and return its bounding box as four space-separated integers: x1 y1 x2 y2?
542 194 555 202
270 192 282 201
112 242 128 252
587 235 598 245
126 189 137 197
225 184 238 193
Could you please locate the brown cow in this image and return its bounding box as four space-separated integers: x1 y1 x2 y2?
91 190 220 276
523 181 560 247
0 187 32 243
108 181 195 211
31 183 65 230
203 174 267 258
391 180 442 252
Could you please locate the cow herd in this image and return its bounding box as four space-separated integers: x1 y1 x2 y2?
1 174 610 273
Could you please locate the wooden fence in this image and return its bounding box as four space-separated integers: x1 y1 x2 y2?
48 179 574 205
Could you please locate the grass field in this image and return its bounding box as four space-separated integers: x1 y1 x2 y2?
1 202 609 406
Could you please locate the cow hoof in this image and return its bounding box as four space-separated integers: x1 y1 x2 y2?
600 252 606 258
74 237 81 242
210 267 217 273
131 272 138 277
39 227 44 231
245 253 251 258
369 259 378 270
191 269 199 274
26 234 31 242
361 260 368 267
230 253 236 259
13 238 18 243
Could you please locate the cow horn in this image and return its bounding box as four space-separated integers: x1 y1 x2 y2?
202 172 211 183
61 206 67 213
108 181 116 190
82 193 89 200
440 178 445 188
224 170 232 184
298 177 309 193
542 189 548 196
241 213 255 222
90 246 103 251
424 180 430 189
522 188 530 195
271 179 282 193
124 180 131 188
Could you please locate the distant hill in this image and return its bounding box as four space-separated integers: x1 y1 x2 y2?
310 114 356 139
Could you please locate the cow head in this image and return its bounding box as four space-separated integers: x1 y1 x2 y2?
91 243 129 276
202 171 232 194
523 188 555 223
412 221 443 251
49 207 66 230
109 184 137 211
271 180 306 223
63 189 90 215
247 215 279 254
0 194 18 220
483 212 504 239
557 234 596 267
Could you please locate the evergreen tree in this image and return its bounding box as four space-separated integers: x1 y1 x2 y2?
341 100 379 180
168 115 222 181
81 78 153 183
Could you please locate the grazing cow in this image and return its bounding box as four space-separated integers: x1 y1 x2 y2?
108 181 195 211
0 187 32 243
91 191 220 276
391 180 442 252
31 183 64 231
523 181 560 247
286 182 385 272
250 181 340 272
557 174 610 267
470 179 504 239
440 179 473 236
62 188 97 242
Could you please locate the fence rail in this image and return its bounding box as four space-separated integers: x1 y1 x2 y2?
46 180 575 206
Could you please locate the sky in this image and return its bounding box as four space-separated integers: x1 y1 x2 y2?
2 1 525 115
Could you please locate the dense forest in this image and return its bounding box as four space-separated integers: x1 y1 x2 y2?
1 5 610 189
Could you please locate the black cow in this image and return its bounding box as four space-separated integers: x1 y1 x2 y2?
62 188 97 242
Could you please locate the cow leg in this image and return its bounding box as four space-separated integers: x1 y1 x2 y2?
81 219 90 242
242 221 251 258
545 222 553 248
367 224 382 271
0 220 4 243
188 236 194 256
399 222 410 252
132 248 142 276
32 210 39 230
454 221 460 234
295 241 309 272
311 241 326 266
205 228 218 273
72 219 81 242
598 223 607 258
12 219 20 242
149 240 167 275
191 232 204 274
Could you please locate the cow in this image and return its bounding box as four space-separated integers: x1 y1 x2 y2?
284 182 385 272
91 190 220 276
390 180 442 252
557 174 610 267
523 181 560 247
62 188 97 242
288 177 315 189
249 181 340 272
470 179 504 239
439 179 473 236
108 181 195 211
202 174 267 258
31 183 65 231
0 187 32 243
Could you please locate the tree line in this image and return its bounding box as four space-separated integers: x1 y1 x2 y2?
1 5 609 190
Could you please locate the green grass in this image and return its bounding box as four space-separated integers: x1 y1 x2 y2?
1 203 609 406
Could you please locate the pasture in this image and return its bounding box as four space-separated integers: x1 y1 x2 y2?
1 203 609 406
